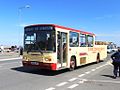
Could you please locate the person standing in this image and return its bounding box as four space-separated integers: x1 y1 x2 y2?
19 46 23 56
111 47 120 79
0 45 4 53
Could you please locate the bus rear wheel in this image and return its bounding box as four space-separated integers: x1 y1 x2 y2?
69 57 76 71
96 53 100 63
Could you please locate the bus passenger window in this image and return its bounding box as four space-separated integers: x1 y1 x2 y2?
69 32 79 47
80 34 86 47
87 35 93 47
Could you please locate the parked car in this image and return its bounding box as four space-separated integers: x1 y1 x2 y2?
107 47 117 53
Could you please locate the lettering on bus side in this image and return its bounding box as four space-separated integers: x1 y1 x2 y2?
88 47 105 52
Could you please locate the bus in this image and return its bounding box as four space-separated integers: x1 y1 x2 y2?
22 24 107 70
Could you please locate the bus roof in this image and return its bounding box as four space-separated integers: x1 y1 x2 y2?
25 24 95 36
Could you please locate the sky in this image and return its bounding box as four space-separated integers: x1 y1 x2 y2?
0 0 120 46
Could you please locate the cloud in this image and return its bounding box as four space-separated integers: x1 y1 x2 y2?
19 23 30 27
96 33 120 37
17 23 31 27
95 15 113 20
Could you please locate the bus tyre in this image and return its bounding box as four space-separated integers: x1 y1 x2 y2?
69 57 76 71
96 53 100 63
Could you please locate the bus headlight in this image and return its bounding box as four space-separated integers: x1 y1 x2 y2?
23 56 29 61
23 56 27 60
45 58 52 61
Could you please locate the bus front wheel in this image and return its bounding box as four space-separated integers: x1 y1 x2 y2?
69 57 76 71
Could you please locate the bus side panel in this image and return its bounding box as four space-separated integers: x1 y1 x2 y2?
69 47 89 67
94 45 107 60
69 45 107 68
87 47 97 63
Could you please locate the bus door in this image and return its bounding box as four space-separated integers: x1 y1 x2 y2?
57 31 68 68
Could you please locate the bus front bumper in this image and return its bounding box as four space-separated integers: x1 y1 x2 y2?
22 61 57 70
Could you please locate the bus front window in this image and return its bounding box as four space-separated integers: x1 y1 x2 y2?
24 28 56 52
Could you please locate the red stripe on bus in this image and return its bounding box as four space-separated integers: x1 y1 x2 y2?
79 53 88 56
25 24 95 36
54 24 95 35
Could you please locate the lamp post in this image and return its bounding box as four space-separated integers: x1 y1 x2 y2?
18 5 30 26
18 5 30 51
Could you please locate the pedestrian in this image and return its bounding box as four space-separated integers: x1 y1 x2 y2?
19 46 23 56
111 47 120 79
0 45 4 53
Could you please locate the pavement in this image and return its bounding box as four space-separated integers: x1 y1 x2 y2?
0 52 22 61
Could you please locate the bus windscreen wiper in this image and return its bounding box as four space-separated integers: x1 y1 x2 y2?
34 42 43 55
26 42 43 55
27 45 32 54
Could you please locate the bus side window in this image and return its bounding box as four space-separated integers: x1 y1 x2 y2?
87 35 94 47
80 34 86 47
69 31 79 47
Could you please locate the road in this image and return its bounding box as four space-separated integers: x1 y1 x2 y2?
0 54 120 90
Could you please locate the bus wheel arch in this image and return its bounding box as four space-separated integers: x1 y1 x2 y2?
96 53 100 63
69 56 76 71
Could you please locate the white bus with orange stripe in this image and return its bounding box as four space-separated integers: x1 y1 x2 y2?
22 24 107 70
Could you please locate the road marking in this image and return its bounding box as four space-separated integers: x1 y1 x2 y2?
0 57 22 61
45 63 109 90
79 79 88 84
99 65 104 68
56 82 68 87
96 66 101 69
78 74 85 77
45 87 55 90
68 78 77 82
79 80 84 84
68 84 79 89
91 69 96 71
104 63 109 66
86 79 120 84
95 67 99 69
85 71 91 74
0 62 21 66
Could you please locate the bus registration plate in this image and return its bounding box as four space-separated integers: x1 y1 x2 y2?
31 62 39 65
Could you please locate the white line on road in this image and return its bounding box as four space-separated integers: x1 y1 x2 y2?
86 79 120 84
103 63 108 66
99 65 104 68
78 74 85 77
85 71 91 74
45 62 109 90
107 61 113 66
68 78 77 82
78 79 88 84
0 57 22 61
68 84 79 89
79 80 84 84
95 67 99 69
91 69 96 71
0 62 21 66
56 82 68 87
45 87 55 90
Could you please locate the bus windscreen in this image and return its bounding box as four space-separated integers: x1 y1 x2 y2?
24 26 56 52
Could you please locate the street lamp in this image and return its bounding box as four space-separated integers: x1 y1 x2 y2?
18 5 30 26
18 5 30 49
19 5 30 11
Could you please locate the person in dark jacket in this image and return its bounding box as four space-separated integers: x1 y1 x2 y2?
111 47 120 79
19 46 23 56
